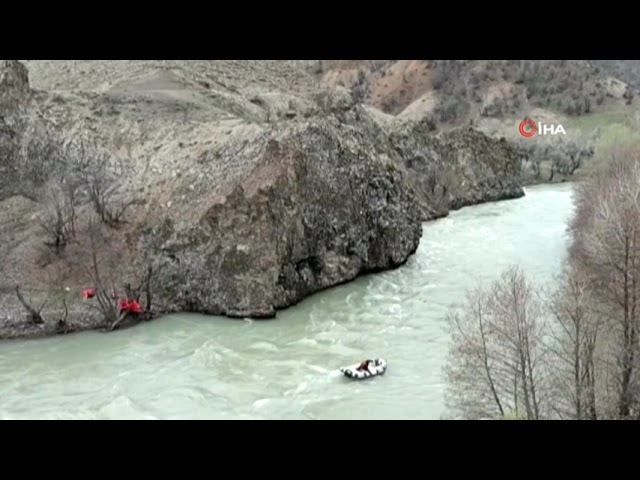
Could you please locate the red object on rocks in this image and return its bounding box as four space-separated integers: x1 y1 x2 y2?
129 301 141 314
82 288 95 299
119 299 141 314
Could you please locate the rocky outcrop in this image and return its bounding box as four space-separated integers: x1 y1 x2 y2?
150 114 423 318
389 120 523 219
432 128 524 209
146 108 523 318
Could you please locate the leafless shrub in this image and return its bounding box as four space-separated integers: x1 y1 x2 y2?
39 181 76 254
14 286 46 325
56 298 70 334
12 130 137 232
80 218 157 331
76 146 124 225
62 140 140 227
61 175 81 236
124 264 155 318
82 219 128 329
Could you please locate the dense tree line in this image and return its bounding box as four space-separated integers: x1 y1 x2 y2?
445 142 640 419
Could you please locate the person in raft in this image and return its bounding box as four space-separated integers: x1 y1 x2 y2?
356 360 373 372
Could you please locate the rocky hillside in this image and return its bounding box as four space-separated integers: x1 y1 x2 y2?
0 60 523 338
320 60 640 184
321 60 635 124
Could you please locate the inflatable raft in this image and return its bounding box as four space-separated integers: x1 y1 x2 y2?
340 358 387 379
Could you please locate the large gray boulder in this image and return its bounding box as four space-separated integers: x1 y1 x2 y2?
152 116 423 318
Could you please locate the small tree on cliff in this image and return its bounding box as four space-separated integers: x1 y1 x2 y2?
14 286 46 325
39 181 77 254
65 140 139 228
82 218 127 329
23 135 136 252
80 218 156 330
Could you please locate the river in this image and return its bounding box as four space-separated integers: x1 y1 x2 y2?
0 183 576 420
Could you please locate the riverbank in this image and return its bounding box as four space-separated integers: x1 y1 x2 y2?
0 289 162 340
0 153 555 342
0 180 530 341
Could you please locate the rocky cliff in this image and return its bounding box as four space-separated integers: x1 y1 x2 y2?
0 61 523 335
152 117 423 318
389 120 523 218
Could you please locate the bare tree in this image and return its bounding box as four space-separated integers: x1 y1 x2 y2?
447 142 640 420
14 286 46 325
80 218 157 330
83 218 128 330
547 264 601 419
444 266 549 419
444 285 505 419
65 140 137 228
84 159 131 226
61 176 81 237
122 264 155 320
491 267 549 419
39 181 76 254
569 143 640 418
